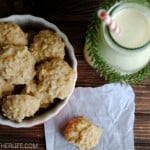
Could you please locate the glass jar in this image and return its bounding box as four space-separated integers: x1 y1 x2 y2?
84 2 150 75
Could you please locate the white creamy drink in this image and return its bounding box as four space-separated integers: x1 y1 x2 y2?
84 2 150 75
110 8 150 49
101 3 150 74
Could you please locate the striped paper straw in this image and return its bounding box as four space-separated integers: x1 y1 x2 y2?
97 9 121 34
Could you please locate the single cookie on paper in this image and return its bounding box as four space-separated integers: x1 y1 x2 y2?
64 117 102 150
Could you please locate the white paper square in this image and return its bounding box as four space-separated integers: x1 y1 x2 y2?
44 83 135 150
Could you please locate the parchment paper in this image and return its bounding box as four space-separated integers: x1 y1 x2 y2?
44 83 135 150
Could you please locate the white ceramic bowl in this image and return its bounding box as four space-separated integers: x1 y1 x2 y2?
0 15 77 128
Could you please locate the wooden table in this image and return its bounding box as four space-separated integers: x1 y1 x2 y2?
0 0 149 150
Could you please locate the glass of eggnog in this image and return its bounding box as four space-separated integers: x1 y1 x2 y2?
101 2 150 74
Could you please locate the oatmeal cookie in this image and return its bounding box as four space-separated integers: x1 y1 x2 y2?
21 81 37 96
22 81 54 109
0 22 28 45
36 59 75 100
30 30 65 62
64 117 102 150
0 45 36 84
0 78 14 105
2 95 41 122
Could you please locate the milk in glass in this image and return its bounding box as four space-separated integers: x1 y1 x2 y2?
103 3 150 74
85 2 150 74
110 8 150 49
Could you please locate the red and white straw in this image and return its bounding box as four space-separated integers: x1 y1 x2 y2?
97 9 121 34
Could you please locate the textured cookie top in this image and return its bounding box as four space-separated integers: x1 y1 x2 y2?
2 95 41 122
0 45 36 84
22 81 54 109
64 117 102 150
0 22 28 45
36 59 75 100
30 30 65 62
0 78 14 99
0 78 14 106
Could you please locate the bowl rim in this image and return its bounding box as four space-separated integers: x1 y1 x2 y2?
0 14 77 128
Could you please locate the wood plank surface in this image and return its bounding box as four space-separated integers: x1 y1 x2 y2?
0 0 149 150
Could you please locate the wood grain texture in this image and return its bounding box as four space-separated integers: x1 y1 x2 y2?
0 0 149 150
0 125 45 150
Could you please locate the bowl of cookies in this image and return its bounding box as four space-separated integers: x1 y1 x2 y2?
0 15 77 127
